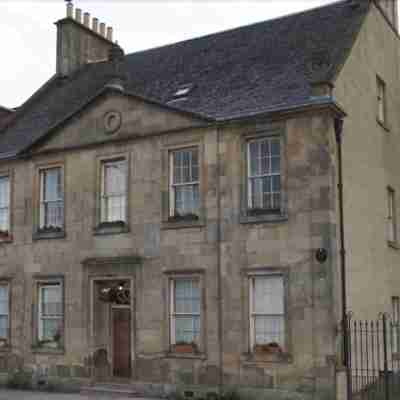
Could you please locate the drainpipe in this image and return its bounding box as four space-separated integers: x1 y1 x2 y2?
216 127 224 394
334 118 351 399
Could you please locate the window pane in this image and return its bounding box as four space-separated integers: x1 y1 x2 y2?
254 276 284 314
174 184 199 216
255 315 285 347
260 140 269 175
41 286 62 316
249 141 259 176
105 195 126 222
104 161 126 195
43 169 62 201
0 209 8 232
0 177 9 208
175 316 200 343
175 279 200 314
173 149 198 184
0 286 8 316
102 160 127 222
272 175 281 192
41 318 62 341
0 315 8 339
270 139 280 156
44 201 64 227
271 156 280 174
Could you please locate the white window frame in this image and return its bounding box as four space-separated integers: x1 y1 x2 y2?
169 147 200 218
0 283 10 341
377 76 386 124
387 187 396 243
247 136 281 211
169 277 201 346
0 175 10 233
39 167 64 229
100 158 128 223
249 274 285 352
38 282 63 342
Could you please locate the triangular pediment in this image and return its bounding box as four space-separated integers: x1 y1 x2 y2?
31 89 209 154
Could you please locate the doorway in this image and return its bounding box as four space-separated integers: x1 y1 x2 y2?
112 307 131 378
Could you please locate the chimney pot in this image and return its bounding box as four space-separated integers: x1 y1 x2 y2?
107 27 113 41
83 12 90 27
100 22 106 37
66 2 74 18
75 8 82 23
92 18 99 33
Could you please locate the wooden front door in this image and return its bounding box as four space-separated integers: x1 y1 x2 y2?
112 308 131 378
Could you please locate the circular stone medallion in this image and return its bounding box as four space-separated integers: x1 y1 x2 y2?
104 111 122 134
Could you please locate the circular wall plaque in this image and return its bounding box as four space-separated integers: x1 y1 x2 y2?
104 111 122 134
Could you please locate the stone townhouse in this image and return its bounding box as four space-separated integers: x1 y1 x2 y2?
0 0 399 399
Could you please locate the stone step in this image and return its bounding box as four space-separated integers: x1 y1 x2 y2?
81 381 168 399
80 383 143 398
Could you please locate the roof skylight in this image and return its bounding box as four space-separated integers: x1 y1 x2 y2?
169 83 195 102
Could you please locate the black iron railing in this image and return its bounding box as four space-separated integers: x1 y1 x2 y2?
347 313 400 400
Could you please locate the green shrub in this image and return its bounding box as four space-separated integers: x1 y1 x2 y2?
7 369 32 390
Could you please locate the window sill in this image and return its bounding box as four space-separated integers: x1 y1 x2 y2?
377 118 390 133
31 345 65 355
241 351 292 364
93 222 129 236
33 230 66 241
165 351 207 360
388 240 399 250
162 217 205 230
240 212 288 225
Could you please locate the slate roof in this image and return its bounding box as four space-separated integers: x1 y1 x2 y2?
0 0 369 158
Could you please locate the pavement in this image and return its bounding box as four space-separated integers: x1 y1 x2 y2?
0 389 154 400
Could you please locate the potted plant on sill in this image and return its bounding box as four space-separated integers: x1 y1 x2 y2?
37 225 63 234
173 341 199 354
254 342 283 355
247 208 280 217
98 220 126 229
168 212 199 222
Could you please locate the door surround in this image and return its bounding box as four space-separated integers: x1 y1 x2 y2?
82 255 141 381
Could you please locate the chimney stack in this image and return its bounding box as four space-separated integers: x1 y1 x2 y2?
107 27 113 41
83 12 90 27
92 18 99 33
75 8 82 23
100 22 106 37
56 3 122 76
66 2 73 18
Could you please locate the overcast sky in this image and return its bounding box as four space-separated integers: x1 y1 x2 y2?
0 0 352 108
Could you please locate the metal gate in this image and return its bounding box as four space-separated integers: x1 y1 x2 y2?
347 313 400 399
